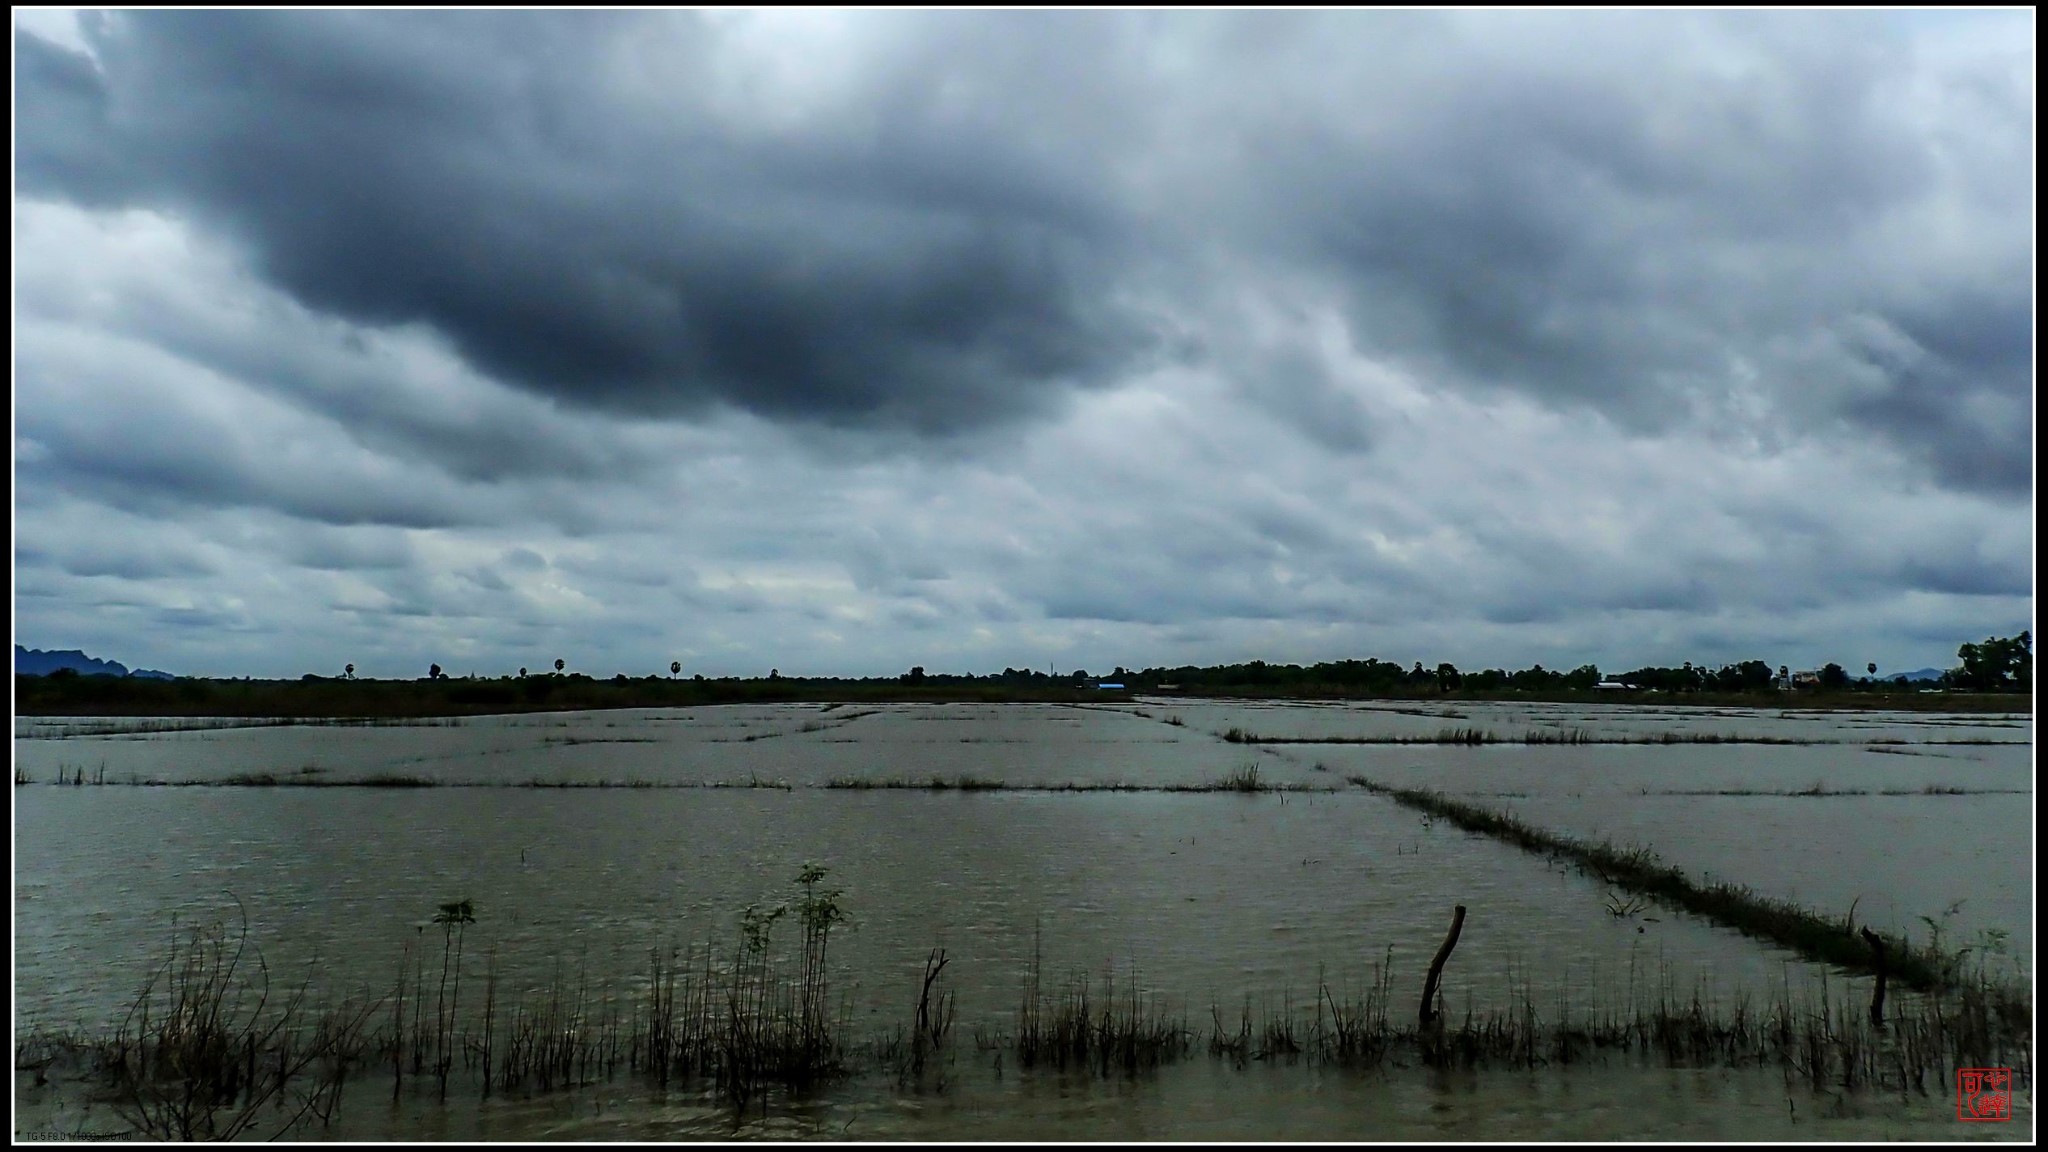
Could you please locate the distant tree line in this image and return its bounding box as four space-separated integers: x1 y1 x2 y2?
16 631 2029 717
1051 658 1608 695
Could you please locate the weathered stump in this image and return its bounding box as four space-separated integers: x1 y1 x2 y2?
1420 904 1467 1029
1859 927 1888 1028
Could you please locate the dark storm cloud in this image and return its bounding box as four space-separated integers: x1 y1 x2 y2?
16 11 2032 491
1121 14 2032 497
15 24 134 203
1839 292 2035 495
16 394 473 530
16 12 1151 435
58 546 216 582
1252 15 2032 493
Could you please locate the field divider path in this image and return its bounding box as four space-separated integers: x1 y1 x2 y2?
1344 775 2031 1025
14 772 1344 793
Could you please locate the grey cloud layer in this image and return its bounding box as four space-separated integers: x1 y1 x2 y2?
18 12 1152 435
18 11 2033 491
12 12 2033 680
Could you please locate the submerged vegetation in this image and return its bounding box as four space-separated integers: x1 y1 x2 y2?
1009 931 1192 1075
21 872 2031 1141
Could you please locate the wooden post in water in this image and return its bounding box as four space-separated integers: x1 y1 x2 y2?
1419 904 1467 1028
915 947 950 1059
1859 927 1888 1028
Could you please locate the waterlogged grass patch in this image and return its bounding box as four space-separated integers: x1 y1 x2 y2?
20 885 2030 1140
820 772 1336 794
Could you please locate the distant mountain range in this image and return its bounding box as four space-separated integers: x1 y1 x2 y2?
1885 668 1945 682
14 646 177 679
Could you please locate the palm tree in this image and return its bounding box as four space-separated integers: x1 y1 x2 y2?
345 663 354 679
554 658 565 675
1867 662 1877 677
671 660 681 678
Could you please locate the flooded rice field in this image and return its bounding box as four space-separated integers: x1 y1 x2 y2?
13 699 2034 1140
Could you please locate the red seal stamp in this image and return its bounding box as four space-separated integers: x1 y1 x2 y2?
1957 1067 2012 1122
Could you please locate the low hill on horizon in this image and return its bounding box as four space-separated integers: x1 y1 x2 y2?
14 645 177 680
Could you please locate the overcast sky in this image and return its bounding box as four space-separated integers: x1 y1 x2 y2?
13 10 2035 680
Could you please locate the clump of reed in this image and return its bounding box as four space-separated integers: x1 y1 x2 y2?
877 947 957 1087
1272 953 2027 1090
713 864 851 1108
348 772 441 788
1208 992 1307 1067
102 910 377 1140
632 944 719 1087
1521 727 1596 745
1604 891 1649 918
205 772 439 788
1609 732 1822 745
1313 952 1396 1066
426 867 855 1109
1215 763 1264 792
479 952 626 1096
708 774 795 790
539 734 661 746
25 892 2032 1139
824 775 1005 791
1014 932 1191 1075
